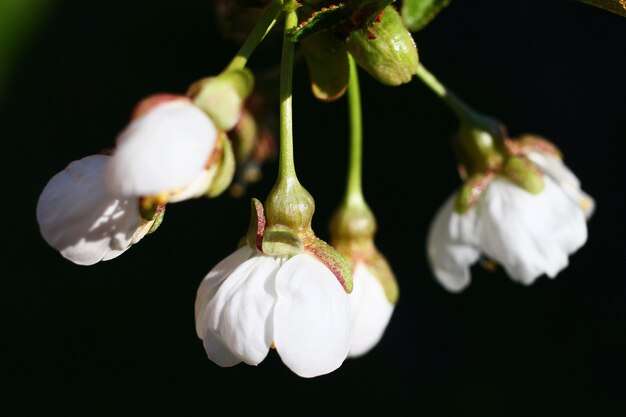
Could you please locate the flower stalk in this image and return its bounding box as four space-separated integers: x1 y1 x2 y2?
414 63 484 126
225 0 283 71
264 0 315 231
345 54 365 207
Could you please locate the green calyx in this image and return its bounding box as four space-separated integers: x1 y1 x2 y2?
139 199 166 234
502 155 545 194
454 173 493 214
366 252 399 304
454 127 548 213
264 175 316 232
262 224 304 257
346 6 419 86
329 200 377 246
206 134 236 198
245 197 353 293
303 230 353 293
455 118 507 177
329 205 397 302
189 68 254 131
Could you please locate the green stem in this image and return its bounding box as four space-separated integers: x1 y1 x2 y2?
415 64 484 125
345 54 365 206
263 1 315 231
278 3 298 181
225 0 283 71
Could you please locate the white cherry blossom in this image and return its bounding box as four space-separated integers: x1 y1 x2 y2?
348 262 395 357
428 175 589 292
194 247 351 378
106 98 218 200
37 155 155 265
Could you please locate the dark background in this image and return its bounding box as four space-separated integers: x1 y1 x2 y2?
3 0 625 415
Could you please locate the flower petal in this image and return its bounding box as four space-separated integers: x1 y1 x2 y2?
106 100 217 197
202 328 242 368
196 248 268 367
36 155 141 265
204 254 278 366
349 263 394 358
526 151 595 219
194 246 254 338
273 254 351 378
477 177 587 284
427 195 481 293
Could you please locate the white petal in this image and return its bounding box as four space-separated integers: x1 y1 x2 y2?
202 328 242 368
427 195 481 293
167 164 218 203
106 100 217 197
194 247 254 338
204 253 278 366
273 254 351 378
526 151 595 219
348 263 394 358
36 155 142 265
477 177 587 284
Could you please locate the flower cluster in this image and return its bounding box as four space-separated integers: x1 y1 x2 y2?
36 0 596 379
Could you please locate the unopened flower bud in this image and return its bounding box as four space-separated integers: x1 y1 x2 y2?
302 31 349 101
189 69 254 131
346 6 419 86
329 200 398 357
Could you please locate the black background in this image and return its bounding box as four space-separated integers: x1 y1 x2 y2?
3 0 626 416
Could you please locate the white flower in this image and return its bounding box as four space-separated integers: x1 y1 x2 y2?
526 151 595 219
105 98 218 201
348 262 394 358
194 246 351 378
428 174 589 292
37 155 155 265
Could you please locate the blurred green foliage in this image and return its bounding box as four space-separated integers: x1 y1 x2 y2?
0 0 53 97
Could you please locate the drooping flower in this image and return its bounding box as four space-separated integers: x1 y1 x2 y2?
427 126 593 292
37 155 162 265
330 202 398 358
194 199 352 378
105 95 220 203
195 246 351 378
347 261 396 357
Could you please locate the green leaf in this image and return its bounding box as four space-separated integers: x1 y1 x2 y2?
288 3 350 42
578 0 626 18
401 0 451 32
287 0 396 42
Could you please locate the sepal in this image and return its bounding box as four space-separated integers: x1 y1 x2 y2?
303 231 353 293
206 135 236 198
502 155 545 194
246 198 266 252
262 225 304 257
454 173 494 213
